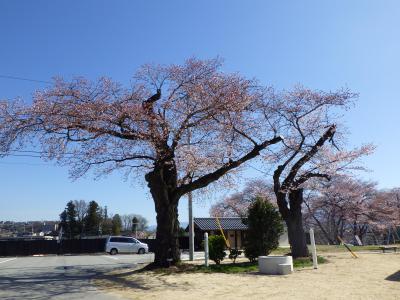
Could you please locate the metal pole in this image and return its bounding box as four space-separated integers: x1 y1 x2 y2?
204 232 209 267
132 222 139 238
188 192 194 261
310 228 318 269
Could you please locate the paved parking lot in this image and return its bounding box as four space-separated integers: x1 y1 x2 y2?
0 254 154 300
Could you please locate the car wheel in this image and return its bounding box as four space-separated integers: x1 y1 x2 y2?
110 248 118 255
138 248 145 254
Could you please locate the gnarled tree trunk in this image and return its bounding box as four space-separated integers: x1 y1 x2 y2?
277 189 310 258
287 189 309 257
154 200 180 266
285 212 309 258
145 161 181 267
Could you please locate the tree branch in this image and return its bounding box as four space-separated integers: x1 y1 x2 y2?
281 124 336 191
176 136 283 197
293 173 331 188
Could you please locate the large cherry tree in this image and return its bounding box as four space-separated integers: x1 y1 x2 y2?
0 58 283 266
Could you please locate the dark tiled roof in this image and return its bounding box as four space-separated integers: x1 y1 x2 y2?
193 217 247 231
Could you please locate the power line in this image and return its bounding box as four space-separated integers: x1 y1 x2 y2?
0 154 43 158
0 161 50 166
248 164 272 176
0 75 52 84
0 149 80 157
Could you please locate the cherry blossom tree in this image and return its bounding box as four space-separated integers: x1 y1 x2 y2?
209 179 274 217
304 176 379 244
369 188 400 239
259 87 374 257
0 58 283 266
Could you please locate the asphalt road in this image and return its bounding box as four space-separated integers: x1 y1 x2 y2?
0 254 154 300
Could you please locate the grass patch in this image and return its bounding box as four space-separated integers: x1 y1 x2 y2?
144 261 259 274
196 261 259 273
196 257 327 273
293 256 326 268
314 245 385 252
270 244 393 255
144 256 327 275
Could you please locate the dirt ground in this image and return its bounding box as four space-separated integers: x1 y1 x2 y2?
96 252 400 300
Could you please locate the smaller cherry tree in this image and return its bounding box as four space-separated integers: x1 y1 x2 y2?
258 86 374 257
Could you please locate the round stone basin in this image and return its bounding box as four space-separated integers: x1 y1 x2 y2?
258 255 293 275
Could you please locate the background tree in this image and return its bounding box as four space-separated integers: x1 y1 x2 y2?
304 176 378 244
73 199 88 237
259 87 373 257
62 201 79 238
362 187 400 244
112 214 122 235
59 210 67 237
131 216 139 236
210 179 273 217
101 216 113 235
84 201 102 235
121 214 148 233
370 188 400 229
243 197 284 262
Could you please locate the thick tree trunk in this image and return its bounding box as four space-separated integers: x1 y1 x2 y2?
145 162 181 267
276 189 310 258
285 209 310 258
154 200 180 266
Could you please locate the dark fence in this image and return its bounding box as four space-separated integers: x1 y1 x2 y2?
0 237 189 256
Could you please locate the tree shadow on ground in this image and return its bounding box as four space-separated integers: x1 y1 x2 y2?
96 266 190 291
385 271 400 282
0 264 149 300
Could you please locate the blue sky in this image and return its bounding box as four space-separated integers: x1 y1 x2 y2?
0 1 399 225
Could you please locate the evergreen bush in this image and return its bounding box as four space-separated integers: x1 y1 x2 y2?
244 197 284 262
208 235 226 264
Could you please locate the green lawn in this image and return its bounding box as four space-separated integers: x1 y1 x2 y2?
313 244 384 252
292 256 326 268
151 256 327 274
270 244 391 255
195 261 259 273
195 256 326 273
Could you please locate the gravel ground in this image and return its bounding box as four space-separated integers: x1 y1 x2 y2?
96 252 400 300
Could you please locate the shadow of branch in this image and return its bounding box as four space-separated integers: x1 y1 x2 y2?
385 270 400 282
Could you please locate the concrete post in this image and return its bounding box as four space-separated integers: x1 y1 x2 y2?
188 192 194 261
310 228 318 269
204 232 209 267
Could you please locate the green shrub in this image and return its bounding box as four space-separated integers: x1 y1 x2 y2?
228 248 242 263
208 235 226 264
243 197 284 262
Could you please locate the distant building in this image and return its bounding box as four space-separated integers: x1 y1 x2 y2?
187 217 289 250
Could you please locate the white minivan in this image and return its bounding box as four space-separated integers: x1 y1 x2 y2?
105 236 149 255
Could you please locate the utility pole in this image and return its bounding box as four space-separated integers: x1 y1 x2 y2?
188 192 194 261
185 99 195 261
134 223 138 238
